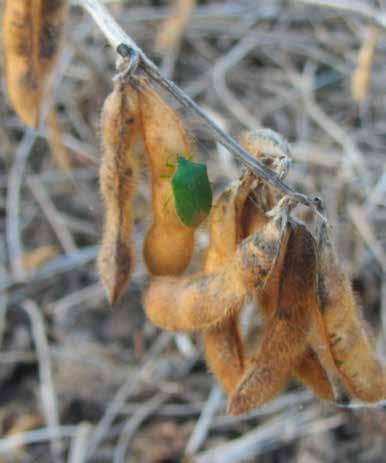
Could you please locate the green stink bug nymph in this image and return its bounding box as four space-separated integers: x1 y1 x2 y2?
171 156 212 228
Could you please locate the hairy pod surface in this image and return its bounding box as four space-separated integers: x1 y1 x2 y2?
144 214 288 334
318 221 386 403
229 223 315 415
251 219 335 401
138 81 195 275
202 179 254 393
98 81 141 304
239 123 335 404
202 129 291 395
3 0 68 127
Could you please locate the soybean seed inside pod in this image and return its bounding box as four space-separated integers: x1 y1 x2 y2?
138 81 196 276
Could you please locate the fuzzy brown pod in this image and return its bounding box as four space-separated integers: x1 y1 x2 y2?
144 211 288 333
229 222 321 414
238 130 336 403
98 81 141 304
317 220 386 404
202 128 288 394
138 80 195 276
202 177 255 393
2 0 68 127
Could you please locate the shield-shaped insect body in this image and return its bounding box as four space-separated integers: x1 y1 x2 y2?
171 156 212 228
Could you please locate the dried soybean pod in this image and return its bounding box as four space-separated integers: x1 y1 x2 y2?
295 349 334 400
3 0 68 127
138 81 195 275
318 221 386 403
98 81 141 304
228 223 315 415
204 133 281 393
204 318 244 394
254 218 334 401
240 128 290 237
144 211 287 333
203 179 254 393
239 128 291 180
239 131 335 401
144 262 246 332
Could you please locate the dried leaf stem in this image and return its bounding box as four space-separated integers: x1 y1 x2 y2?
79 0 322 214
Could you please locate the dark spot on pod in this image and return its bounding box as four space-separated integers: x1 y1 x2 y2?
330 335 342 347
20 71 38 90
276 306 290 320
318 276 330 312
42 0 66 16
40 24 60 59
337 391 351 406
116 241 132 274
13 38 31 57
252 234 277 256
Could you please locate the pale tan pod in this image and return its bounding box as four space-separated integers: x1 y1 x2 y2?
144 212 288 333
202 180 253 393
138 80 195 276
98 81 141 304
203 129 290 395
318 221 386 403
2 0 68 127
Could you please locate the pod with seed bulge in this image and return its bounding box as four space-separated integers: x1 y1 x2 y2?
98 82 141 304
318 220 386 403
138 81 195 275
3 0 68 127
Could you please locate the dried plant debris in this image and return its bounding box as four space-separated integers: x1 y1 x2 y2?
352 27 380 103
156 0 196 51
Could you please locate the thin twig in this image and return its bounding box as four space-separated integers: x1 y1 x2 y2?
6 131 36 281
21 300 63 462
185 386 223 457
113 392 170 463
194 408 342 463
68 423 92 463
295 0 386 29
27 176 78 254
0 426 77 454
0 246 98 292
86 332 172 457
0 242 8 348
79 0 321 213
